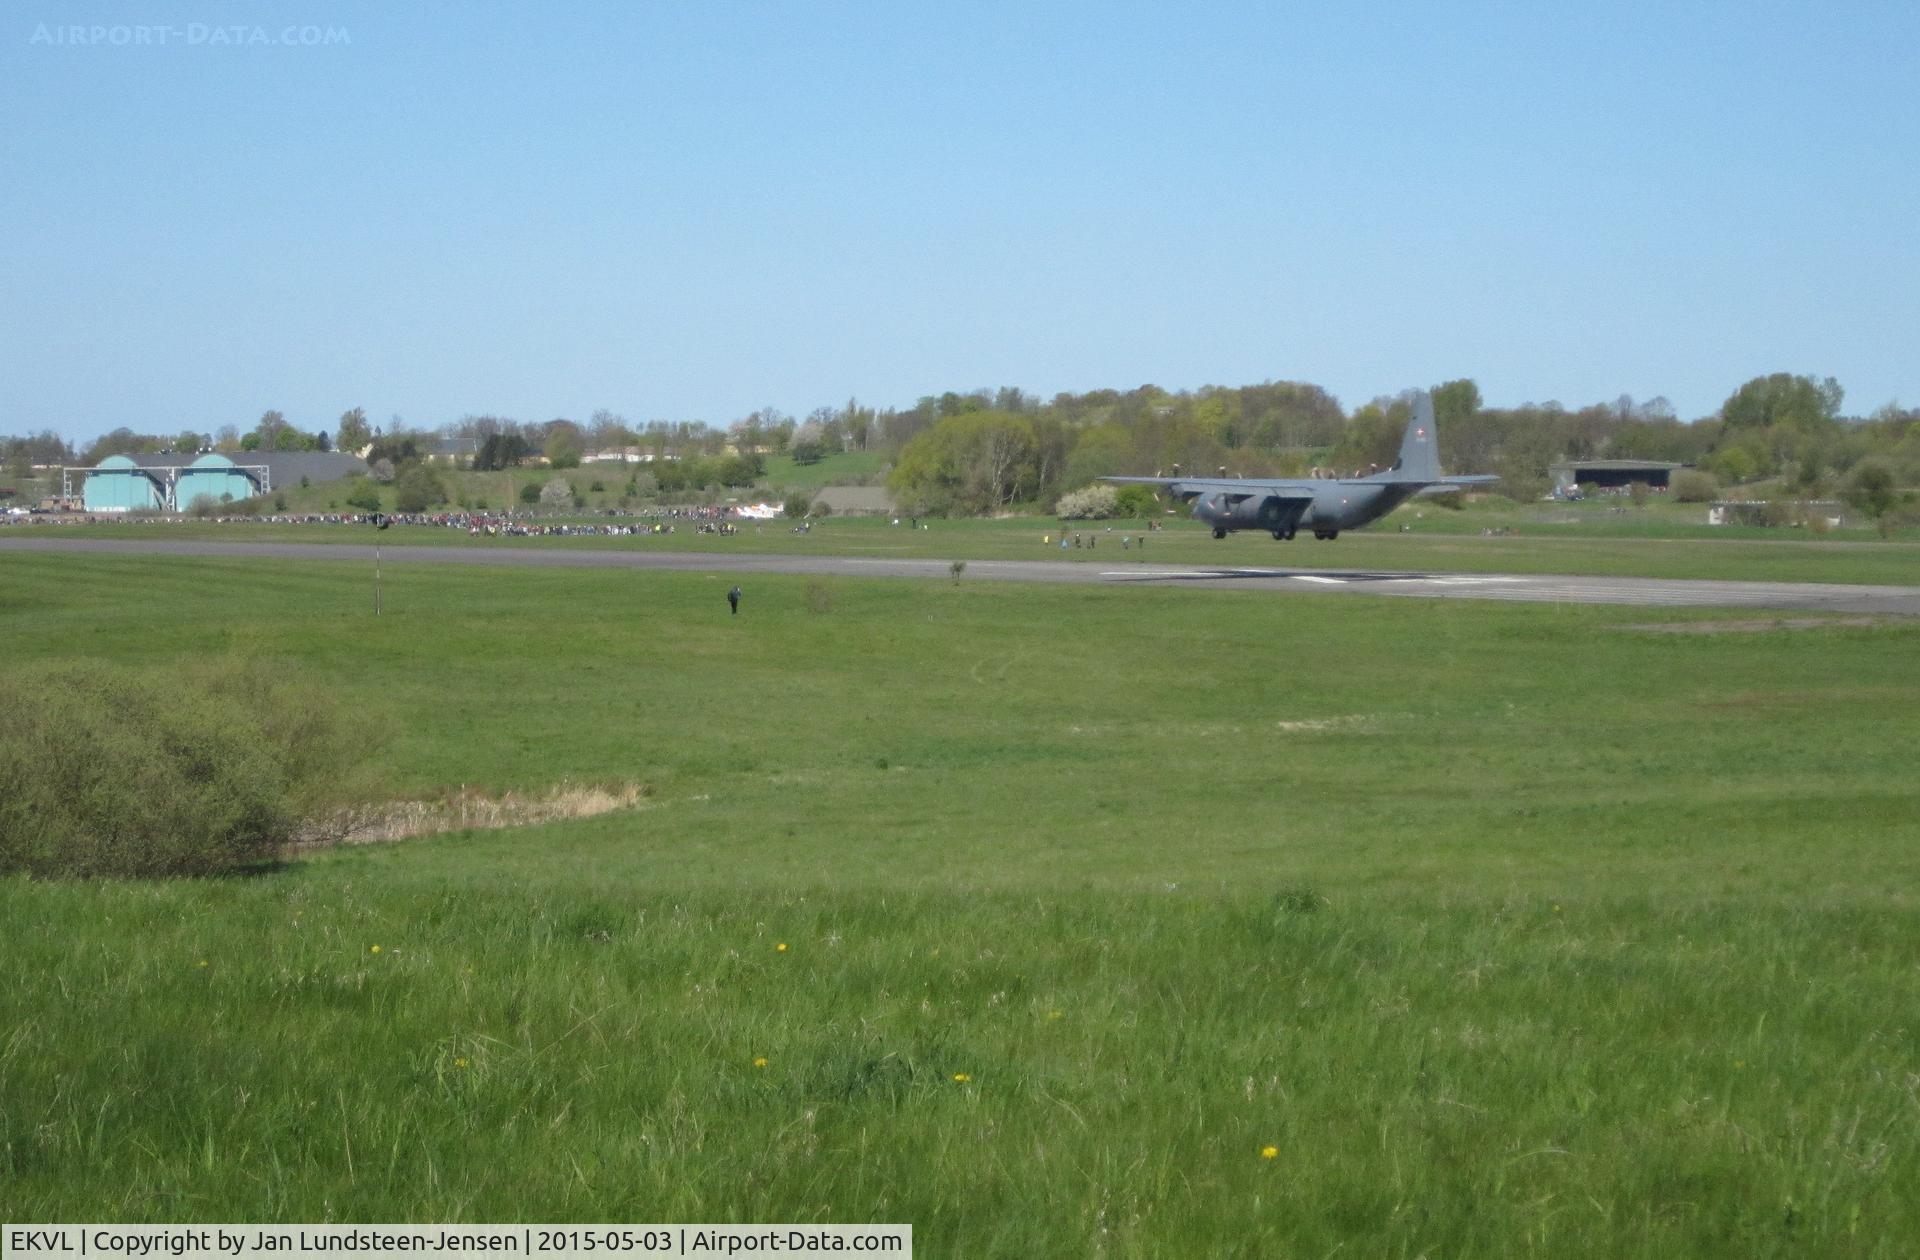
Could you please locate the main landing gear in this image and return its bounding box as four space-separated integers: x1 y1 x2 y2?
1313 530 1340 541
1270 528 1295 541
1212 527 1228 539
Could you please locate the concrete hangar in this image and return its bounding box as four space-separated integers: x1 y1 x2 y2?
75 451 368 512
1550 459 1691 495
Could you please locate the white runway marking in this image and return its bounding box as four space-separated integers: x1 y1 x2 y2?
1291 575 1347 584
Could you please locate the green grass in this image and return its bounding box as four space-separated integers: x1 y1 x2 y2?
2 554 1917 1254
757 449 887 491
14 509 1920 586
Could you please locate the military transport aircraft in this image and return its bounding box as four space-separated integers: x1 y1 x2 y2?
1103 391 1497 540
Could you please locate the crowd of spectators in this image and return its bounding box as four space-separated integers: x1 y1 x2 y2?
0 504 753 536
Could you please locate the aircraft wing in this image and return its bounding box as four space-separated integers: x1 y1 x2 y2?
1101 475 1315 504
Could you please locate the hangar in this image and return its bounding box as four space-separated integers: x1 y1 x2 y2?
74 451 368 512
1550 459 1691 494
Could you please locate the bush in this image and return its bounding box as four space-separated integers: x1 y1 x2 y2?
1113 485 1159 518
344 481 382 512
393 465 446 513
784 492 815 519
540 476 574 507
0 660 372 878
809 499 833 517
519 481 542 505
1056 484 1119 519
1671 469 1719 502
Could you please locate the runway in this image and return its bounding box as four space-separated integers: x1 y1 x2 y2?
6 535 1919 615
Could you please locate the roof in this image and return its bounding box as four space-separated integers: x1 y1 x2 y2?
91 451 369 481
1549 459 1692 471
249 451 368 481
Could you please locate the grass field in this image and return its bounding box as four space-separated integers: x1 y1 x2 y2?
2 552 1917 1255
11 508 1920 588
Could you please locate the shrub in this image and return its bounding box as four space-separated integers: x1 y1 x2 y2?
809 499 833 517
393 465 446 513
784 492 815 519
1113 485 1159 518
0 660 372 878
519 482 542 505
540 476 574 507
344 483 382 512
1056 484 1119 519
1671 469 1719 502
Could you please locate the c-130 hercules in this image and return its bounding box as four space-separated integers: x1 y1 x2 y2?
1103 390 1497 540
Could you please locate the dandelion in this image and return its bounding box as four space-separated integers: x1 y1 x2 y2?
776 942 788 953
1552 905 1562 913
453 1057 470 1069
753 1057 769 1069
952 1073 971 1083
1260 1145 1279 1160
1047 1010 1063 1021
369 945 383 954
195 960 209 969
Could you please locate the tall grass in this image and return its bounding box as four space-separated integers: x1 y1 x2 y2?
0 553 1915 1254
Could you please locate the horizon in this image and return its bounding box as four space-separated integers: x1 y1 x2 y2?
5 2 1916 446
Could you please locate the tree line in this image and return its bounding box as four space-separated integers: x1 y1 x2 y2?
11 372 1918 519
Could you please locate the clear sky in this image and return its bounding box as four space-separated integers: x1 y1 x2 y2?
4 1 1916 443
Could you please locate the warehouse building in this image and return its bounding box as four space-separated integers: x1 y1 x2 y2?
76 451 368 512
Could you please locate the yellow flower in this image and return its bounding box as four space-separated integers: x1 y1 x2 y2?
776 942 788 953
369 945 382 954
1260 1145 1279 1160
453 1057 470 1069
952 1073 971 1083
753 1057 769 1069
195 959 209 969
1047 1010 1063 1020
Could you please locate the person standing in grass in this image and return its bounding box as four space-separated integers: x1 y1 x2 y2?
728 585 741 615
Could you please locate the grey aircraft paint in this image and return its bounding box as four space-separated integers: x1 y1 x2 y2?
1102 391 1497 540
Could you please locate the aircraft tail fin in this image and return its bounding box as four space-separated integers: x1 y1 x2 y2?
1394 391 1442 482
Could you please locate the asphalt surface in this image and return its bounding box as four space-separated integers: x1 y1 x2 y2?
6 534 1920 615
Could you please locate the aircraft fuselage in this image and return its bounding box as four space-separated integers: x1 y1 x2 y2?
1191 480 1421 539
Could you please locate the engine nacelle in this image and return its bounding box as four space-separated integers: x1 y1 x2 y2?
1193 491 1292 532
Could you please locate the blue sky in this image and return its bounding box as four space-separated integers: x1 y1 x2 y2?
3 1 1916 442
